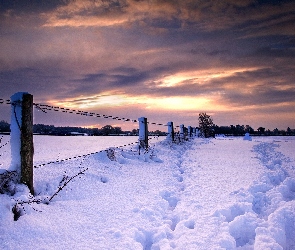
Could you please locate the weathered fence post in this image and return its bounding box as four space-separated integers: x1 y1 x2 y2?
180 124 185 141
192 127 196 137
188 126 192 138
10 92 34 195
195 128 200 137
167 121 174 142
138 117 148 152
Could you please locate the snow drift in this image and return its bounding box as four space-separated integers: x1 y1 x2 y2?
0 135 294 249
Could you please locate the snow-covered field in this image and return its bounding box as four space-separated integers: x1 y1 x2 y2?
0 135 295 249
0 135 156 167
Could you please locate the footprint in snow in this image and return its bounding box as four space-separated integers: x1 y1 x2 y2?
100 176 108 183
160 191 179 210
173 174 183 182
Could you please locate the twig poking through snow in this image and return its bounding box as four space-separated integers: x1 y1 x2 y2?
48 168 88 202
10 167 88 221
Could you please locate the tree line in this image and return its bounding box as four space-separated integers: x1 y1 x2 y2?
1 117 294 137
213 124 295 136
0 120 166 136
197 113 295 137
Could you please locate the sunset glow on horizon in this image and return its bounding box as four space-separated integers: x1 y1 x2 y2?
1 0 294 131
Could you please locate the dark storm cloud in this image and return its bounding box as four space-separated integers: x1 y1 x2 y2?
0 65 73 102
81 70 149 87
68 66 171 97
0 67 58 93
0 0 67 13
222 87 295 106
206 50 230 57
254 46 295 58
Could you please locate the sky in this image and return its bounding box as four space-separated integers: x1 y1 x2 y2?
0 0 294 131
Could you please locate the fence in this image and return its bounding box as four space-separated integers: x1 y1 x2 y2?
1 92 199 194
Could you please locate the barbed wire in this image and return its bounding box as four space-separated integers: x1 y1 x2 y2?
33 140 140 168
33 135 163 168
0 134 167 169
0 140 10 149
1 97 181 128
0 98 11 105
33 103 140 123
34 103 174 127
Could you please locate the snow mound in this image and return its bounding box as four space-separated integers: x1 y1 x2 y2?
243 132 252 141
214 140 295 249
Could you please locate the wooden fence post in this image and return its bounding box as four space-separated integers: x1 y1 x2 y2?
195 128 200 137
167 121 174 142
10 92 34 195
188 126 192 137
180 124 185 141
138 117 148 152
192 127 196 137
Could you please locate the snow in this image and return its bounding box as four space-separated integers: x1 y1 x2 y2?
1 136 295 249
9 92 29 173
166 122 173 142
244 133 252 141
138 117 147 141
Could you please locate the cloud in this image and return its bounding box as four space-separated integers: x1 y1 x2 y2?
206 67 295 108
0 0 66 14
0 0 294 130
40 0 295 35
0 66 72 100
253 46 295 58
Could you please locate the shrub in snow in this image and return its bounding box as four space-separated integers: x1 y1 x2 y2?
46 167 88 203
106 148 116 161
1 166 88 221
12 193 45 221
0 170 18 195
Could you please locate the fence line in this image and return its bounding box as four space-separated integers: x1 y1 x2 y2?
1 98 181 128
2 93 199 194
33 134 162 169
1 95 198 144
1 95 197 147
33 139 140 168
0 135 160 170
